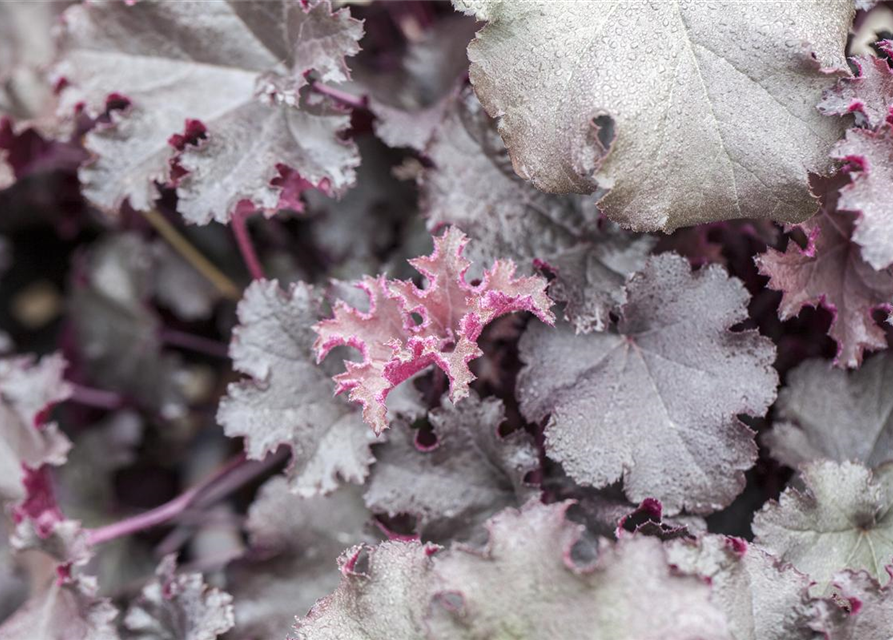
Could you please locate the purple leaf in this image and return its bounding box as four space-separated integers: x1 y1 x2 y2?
518 253 777 513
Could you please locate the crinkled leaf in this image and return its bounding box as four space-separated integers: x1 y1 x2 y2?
314 226 555 434
0 353 71 506
0 574 119 640
56 0 362 223
364 391 539 544
831 124 893 270
69 234 186 417
454 0 851 231
291 541 438 640
228 476 374 640
819 50 893 129
756 173 893 368
765 355 893 469
518 253 777 513
667 534 818 640
357 16 477 151
427 501 731 639
753 460 893 591
218 279 377 495
123 555 234 640
813 569 893 639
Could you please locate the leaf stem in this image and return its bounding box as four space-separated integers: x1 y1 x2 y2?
141 209 241 301
87 453 258 545
160 328 230 359
67 383 125 410
231 209 266 281
311 81 368 110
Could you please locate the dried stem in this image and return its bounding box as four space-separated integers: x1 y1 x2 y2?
231 209 266 281
141 209 241 301
85 450 286 547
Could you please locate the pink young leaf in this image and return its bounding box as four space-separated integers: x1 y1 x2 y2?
313 226 555 434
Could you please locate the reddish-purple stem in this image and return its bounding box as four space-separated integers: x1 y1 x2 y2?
86 452 248 546
67 383 125 410
154 447 289 556
311 81 368 110
160 328 230 359
231 209 266 281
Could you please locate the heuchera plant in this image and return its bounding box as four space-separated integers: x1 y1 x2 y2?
3 1 893 638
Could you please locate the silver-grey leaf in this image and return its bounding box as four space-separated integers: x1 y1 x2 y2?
454 0 852 231
56 0 362 223
753 460 893 592
217 279 378 495
517 253 778 513
765 355 893 469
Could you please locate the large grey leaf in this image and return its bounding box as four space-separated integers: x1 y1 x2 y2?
427 501 731 639
228 477 375 640
364 391 539 544
764 355 893 469
517 253 778 513
666 534 818 640
753 460 893 592
217 279 378 495
454 0 852 231
55 0 362 223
